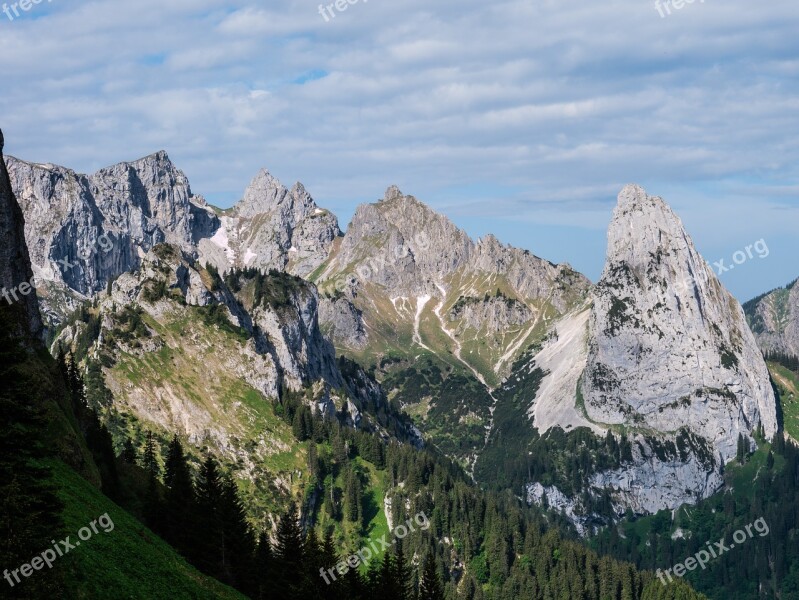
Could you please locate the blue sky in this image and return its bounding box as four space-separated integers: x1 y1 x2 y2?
1 0 797 301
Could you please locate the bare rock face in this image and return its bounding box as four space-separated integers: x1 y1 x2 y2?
198 169 340 278
582 184 777 452
7 152 218 323
523 185 778 528
9 150 339 327
744 278 799 357
0 130 43 340
55 244 358 406
318 295 368 350
314 186 591 385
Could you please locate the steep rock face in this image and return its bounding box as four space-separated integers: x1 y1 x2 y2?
103 246 342 398
0 130 43 340
7 152 218 322
582 185 777 453
314 186 591 386
53 243 413 446
323 185 472 296
744 279 799 357
10 151 340 326
198 169 340 278
319 295 368 350
519 185 778 528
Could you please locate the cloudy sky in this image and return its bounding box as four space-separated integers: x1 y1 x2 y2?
1 0 797 300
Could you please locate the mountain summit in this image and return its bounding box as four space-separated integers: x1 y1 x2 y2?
519 184 778 525
584 184 777 443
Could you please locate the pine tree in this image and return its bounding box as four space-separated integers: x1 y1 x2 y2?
255 531 273 600
274 503 307 599
193 453 225 577
419 551 444 600
142 431 160 478
121 435 138 464
219 474 255 594
320 529 344 600
394 544 413 600
163 435 195 555
344 466 362 524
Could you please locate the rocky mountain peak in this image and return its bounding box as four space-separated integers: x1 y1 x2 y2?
518 184 779 525
235 168 288 218
383 185 404 202
607 184 690 267
198 167 340 278
583 184 777 461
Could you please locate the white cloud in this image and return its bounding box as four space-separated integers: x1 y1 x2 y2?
0 0 797 299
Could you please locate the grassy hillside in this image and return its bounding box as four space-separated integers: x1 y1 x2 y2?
85 302 308 525
769 361 799 440
52 460 244 599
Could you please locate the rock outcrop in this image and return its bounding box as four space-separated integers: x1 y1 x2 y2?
314 186 591 385
522 185 779 528
7 151 218 323
9 152 341 327
198 169 340 278
582 184 777 449
744 278 799 357
0 130 43 340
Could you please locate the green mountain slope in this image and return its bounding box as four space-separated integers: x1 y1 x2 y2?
53 459 244 599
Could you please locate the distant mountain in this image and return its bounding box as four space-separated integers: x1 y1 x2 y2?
6 151 218 322
743 278 799 357
313 185 589 382
6 154 339 325
7 140 708 599
8 148 780 536
197 168 340 278
480 185 778 532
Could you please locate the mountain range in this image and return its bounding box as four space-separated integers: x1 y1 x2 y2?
4 138 798 598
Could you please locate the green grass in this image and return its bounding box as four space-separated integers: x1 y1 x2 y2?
100 303 308 526
52 460 244 599
358 459 390 544
769 362 799 440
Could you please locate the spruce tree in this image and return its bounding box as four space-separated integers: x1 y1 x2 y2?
121 435 138 464
254 531 273 600
193 453 225 577
394 544 413 600
419 551 444 600
0 309 65 596
219 474 255 594
142 431 160 478
273 503 307 599
163 435 195 555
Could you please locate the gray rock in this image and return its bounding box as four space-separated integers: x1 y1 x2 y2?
7 151 218 323
0 129 43 340
198 169 340 278
525 184 778 526
744 278 799 357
